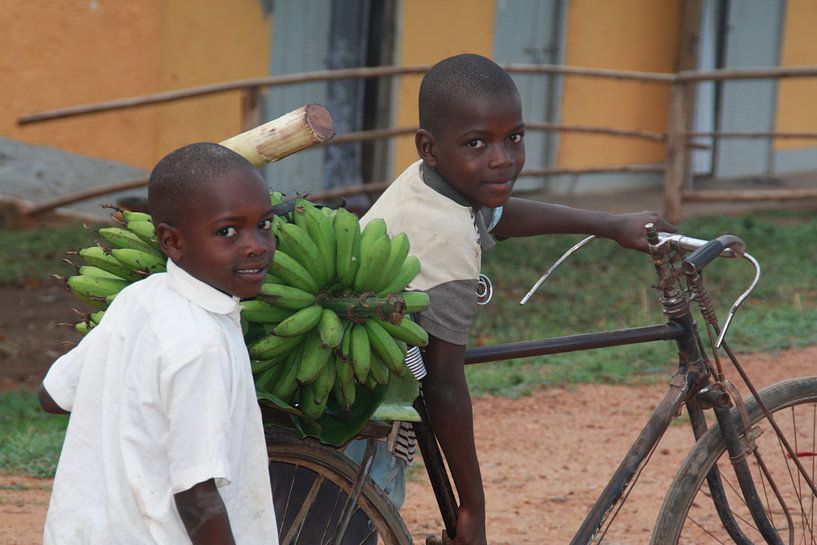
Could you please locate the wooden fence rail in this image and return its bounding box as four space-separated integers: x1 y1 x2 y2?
16 63 817 220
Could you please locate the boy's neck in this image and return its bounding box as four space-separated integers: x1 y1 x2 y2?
420 161 478 209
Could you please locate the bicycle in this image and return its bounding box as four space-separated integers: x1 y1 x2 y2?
263 226 817 545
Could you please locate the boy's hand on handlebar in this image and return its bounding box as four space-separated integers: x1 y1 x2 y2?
608 211 676 253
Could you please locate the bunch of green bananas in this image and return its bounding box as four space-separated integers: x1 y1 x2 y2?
246 195 429 420
61 209 166 334
61 194 430 422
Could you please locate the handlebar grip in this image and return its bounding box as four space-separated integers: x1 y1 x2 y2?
682 235 745 274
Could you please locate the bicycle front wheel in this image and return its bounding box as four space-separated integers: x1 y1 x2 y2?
652 376 817 544
266 426 412 545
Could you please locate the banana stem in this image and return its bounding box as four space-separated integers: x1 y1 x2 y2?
321 294 406 324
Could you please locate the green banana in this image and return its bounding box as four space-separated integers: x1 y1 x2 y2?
353 233 391 293
257 283 315 310
98 227 163 257
268 250 319 294
255 362 283 392
89 310 105 325
335 353 354 385
240 299 293 324
125 220 159 247
269 191 285 206
317 308 343 349
375 232 410 293
333 376 349 410
79 246 141 281
368 353 390 386
333 208 361 288
273 303 323 337
350 323 371 383
67 274 129 308
249 333 305 360
78 266 125 280
339 320 354 361
363 318 406 375
110 248 167 274
275 222 327 287
252 356 285 376
299 383 328 419
270 346 301 403
373 316 429 347
294 198 336 284
332 356 357 411
361 217 387 241
376 255 420 297
296 330 333 384
364 374 378 390
262 273 285 285
122 210 152 223
400 291 431 313
75 321 91 335
312 356 336 405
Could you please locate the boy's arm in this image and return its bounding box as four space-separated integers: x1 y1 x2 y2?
422 335 487 545
492 197 676 251
38 384 69 415
174 479 236 545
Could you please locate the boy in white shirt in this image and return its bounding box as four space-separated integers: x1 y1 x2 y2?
38 142 279 545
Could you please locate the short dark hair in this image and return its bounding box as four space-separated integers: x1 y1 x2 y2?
147 142 256 225
419 54 519 135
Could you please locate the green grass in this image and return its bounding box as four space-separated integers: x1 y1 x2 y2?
466 209 817 396
0 223 98 286
0 389 67 478
1 210 816 476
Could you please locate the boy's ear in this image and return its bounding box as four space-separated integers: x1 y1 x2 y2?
415 129 438 168
155 223 183 263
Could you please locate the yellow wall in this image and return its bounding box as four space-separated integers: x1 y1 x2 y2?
1 1 270 170
774 0 817 151
557 0 680 168
394 0 496 175
155 1 271 161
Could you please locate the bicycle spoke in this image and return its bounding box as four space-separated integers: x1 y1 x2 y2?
282 474 326 545
687 513 732 544
773 411 816 543
318 485 343 545
280 463 301 534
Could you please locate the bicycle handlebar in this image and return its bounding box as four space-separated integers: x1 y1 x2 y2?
680 235 746 275
655 232 745 260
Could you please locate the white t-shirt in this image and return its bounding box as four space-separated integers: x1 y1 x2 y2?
42 259 277 545
361 160 501 345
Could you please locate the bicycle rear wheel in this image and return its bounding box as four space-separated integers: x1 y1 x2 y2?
266 426 412 545
652 376 817 544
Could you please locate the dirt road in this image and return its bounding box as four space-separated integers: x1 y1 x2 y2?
2 345 815 545
2 283 816 544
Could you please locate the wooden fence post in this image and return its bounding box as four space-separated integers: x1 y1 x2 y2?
664 81 690 224
240 86 262 132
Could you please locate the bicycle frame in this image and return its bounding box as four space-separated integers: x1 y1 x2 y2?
404 228 816 545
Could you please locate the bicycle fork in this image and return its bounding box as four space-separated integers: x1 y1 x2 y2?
692 387 790 545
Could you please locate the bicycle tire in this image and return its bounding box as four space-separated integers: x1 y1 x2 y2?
652 376 817 544
266 426 413 545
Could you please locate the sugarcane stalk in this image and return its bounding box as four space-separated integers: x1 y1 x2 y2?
220 103 335 167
